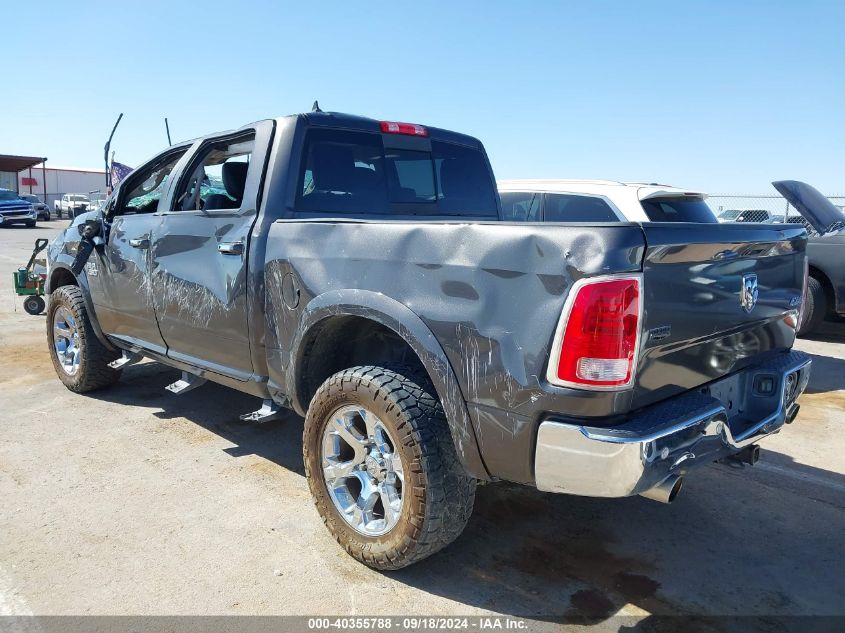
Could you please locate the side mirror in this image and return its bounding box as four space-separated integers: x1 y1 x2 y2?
71 218 105 275
77 218 102 240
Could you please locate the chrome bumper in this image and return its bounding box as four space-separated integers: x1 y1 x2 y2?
535 351 811 497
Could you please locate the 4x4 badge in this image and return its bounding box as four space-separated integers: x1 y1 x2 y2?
741 273 758 313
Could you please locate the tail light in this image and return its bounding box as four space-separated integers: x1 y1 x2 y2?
547 276 642 389
380 121 429 137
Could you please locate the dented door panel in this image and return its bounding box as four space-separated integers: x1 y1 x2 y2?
88 214 167 354
150 211 256 378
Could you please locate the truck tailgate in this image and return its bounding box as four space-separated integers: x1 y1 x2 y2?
633 222 807 409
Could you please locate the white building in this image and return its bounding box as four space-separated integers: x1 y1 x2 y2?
1 154 107 208
17 163 107 208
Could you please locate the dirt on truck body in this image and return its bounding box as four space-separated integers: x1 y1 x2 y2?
45 111 827 569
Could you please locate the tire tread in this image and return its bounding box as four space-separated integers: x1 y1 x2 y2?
303 364 476 570
47 285 121 392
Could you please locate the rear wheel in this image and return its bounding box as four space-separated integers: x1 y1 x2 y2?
303 365 476 570
23 295 45 315
798 276 827 336
47 285 121 392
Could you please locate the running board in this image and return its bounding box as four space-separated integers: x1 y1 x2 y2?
166 371 207 395
240 399 282 423
108 350 144 370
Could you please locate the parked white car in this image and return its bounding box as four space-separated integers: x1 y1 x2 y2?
497 179 718 223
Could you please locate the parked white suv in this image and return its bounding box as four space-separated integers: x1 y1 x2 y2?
497 179 718 223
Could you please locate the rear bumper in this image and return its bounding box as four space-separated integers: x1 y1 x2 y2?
535 350 811 497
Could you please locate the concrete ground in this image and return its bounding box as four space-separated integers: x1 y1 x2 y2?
0 222 843 627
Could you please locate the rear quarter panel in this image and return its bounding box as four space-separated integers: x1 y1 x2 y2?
264 220 645 483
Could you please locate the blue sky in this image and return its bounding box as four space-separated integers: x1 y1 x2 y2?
4 0 843 193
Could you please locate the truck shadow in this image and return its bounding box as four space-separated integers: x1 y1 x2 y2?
801 318 845 345
89 361 307 476
803 353 845 394
86 361 844 626
387 453 845 625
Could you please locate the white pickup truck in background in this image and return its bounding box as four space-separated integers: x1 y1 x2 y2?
54 193 90 219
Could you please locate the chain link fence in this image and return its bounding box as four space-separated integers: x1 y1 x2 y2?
707 194 845 234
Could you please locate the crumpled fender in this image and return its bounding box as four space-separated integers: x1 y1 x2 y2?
47 233 116 352
288 289 491 480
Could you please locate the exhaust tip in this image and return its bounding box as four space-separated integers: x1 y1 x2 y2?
639 475 684 504
666 476 684 503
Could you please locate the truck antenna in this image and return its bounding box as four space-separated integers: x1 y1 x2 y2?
165 118 172 146
104 113 123 190
312 100 322 113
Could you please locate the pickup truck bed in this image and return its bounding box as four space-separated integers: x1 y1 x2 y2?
45 111 812 569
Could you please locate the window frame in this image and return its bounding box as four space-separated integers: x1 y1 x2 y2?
166 130 258 217
108 146 189 220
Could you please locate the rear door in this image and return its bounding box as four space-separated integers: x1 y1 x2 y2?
149 121 274 380
633 222 807 409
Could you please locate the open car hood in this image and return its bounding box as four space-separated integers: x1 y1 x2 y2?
772 180 844 236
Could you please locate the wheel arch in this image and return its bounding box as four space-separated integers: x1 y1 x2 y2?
47 264 116 352
289 290 490 480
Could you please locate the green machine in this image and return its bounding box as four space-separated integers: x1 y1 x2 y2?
13 238 49 315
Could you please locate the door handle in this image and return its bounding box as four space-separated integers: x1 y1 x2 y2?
217 241 244 255
129 237 150 249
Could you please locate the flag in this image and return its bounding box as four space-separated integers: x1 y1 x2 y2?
110 161 133 188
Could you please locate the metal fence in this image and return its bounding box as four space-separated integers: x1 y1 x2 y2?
708 194 845 234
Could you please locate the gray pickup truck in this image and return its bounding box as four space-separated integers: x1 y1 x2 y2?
46 111 823 569
769 181 845 335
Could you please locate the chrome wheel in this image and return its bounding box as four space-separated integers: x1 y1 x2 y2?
53 306 80 376
321 405 405 537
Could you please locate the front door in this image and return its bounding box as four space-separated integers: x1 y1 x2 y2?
88 148 189 354
149 122 273 379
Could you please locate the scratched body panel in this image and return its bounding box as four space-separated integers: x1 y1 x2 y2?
263 220 645 483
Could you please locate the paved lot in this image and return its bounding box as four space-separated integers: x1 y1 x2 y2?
0 222 843 627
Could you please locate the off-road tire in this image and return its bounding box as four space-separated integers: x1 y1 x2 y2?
47 285 121 392
303 364 476 570
798 276 826 336
23 295 45 315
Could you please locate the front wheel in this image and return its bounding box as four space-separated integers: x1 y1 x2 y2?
46 285 121 392
303 365 476 570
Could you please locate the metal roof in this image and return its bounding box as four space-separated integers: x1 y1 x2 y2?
0 154 47 172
